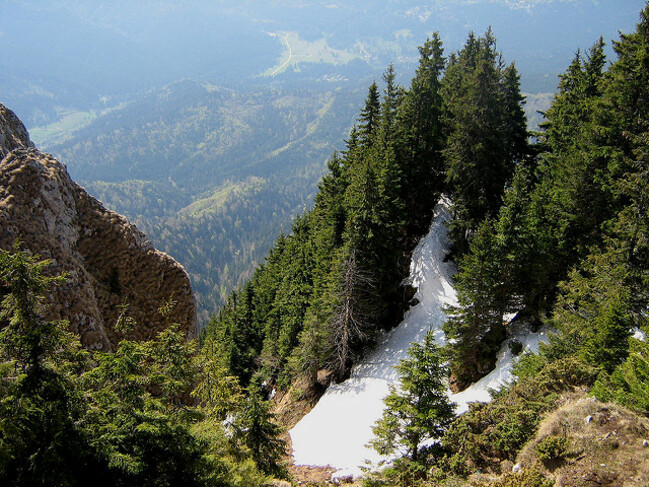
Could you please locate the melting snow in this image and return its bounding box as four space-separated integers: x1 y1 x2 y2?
289 197 548 477
451 322 548 414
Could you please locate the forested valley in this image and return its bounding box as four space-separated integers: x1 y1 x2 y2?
44 83 363 321
203 28 528 390
2 3 649 486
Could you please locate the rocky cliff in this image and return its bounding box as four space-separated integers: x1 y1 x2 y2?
0 103 196 350
0 103 35 158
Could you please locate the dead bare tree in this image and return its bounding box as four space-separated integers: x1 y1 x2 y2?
327 249 377 381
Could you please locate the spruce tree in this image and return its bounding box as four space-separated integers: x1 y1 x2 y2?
238 381 286 477
397 33 446 236
443 219 505 389
358 81 381 148
0 246 100 486
443 29 528 252
370 329 455 462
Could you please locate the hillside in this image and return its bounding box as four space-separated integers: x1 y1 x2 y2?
6 0 644 325
0 103 281 487
204 4 649 485
1 3 648 486
41 81 362 321
35 79 552 325
510 396 649 486
0 103 196 349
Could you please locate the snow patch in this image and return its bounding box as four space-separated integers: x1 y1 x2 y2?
633 327 646 341
450 323 548 414
289 197 456 476
289 197 548 477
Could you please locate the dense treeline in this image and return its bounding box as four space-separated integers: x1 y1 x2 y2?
444 5 649 390
205 30 529 390
366 5 649 486
204 4 649 484
0 246 286 487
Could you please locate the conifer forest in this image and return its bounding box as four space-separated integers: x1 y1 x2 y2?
1 3 649 486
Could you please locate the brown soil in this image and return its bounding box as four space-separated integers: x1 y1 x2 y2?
516 395 649 486
273 370 341 485
274 370 332 431
288 464 339 485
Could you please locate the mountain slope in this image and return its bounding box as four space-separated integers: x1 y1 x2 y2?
289 198 548 476
42 81 362 321
0 103 196 349
289 198 457 475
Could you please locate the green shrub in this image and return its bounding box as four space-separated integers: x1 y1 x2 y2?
536 435 568 462
441 358 597 473
591 338 649 414
512 352 546 380
509 339 524 356
361 477 387 487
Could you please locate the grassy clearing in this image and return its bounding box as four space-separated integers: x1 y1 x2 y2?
30 110 97 146
179 177 266 218
263 31 359 76
516 396 649 486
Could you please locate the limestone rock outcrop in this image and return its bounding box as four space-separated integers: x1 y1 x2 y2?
0 103 196 349
0 103 34 158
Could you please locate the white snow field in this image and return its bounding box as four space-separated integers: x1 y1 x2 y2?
289 197 547 477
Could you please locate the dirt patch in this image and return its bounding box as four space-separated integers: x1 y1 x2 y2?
517 395 649 486
272 370 341 484
288 464 338 485
274 370 333 431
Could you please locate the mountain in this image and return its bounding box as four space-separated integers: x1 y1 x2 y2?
0 103 35 156
0 103 196 349
203 4 649 483
1 2 649 485
4 0 644 324
29 79 556 326
2 0 645 127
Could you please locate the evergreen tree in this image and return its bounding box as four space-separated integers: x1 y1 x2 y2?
238 381 286 477
0 246 101 487
443 29 528 252
443 165 537 387
0 245 277 487
591 339 649 413
380 63 401 140
358 81 381 148
273 215 316 383
539 38 610 255
443 219 506 389
397 33 446 236
370 329 455 462
551 249 634 372
81 325 207 487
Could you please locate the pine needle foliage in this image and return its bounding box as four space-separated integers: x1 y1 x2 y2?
0 245 275 486
370 330 455 463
